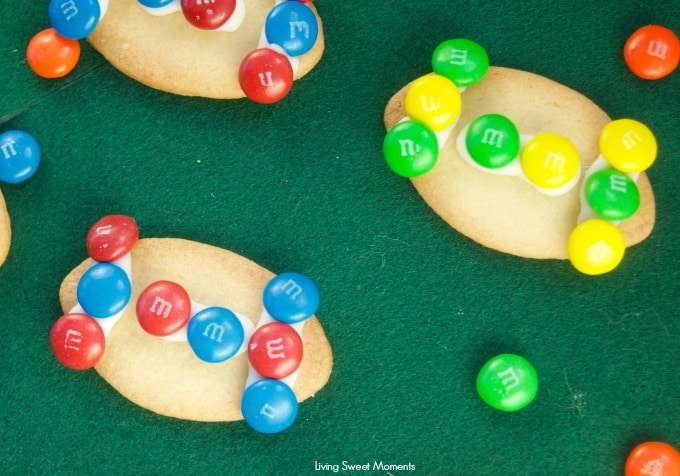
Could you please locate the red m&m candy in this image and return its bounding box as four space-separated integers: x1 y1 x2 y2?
50 313 105 370
26 28 80 79
248 322 303 380
239 48 294 104
86 215 139 262
624 25 680 79
181 0 236 30
625 441 680 476
136 281 192 336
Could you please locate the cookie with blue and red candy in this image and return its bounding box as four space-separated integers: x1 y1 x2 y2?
53 215 332 430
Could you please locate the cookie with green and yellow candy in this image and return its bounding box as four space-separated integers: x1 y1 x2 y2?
383 39 656 274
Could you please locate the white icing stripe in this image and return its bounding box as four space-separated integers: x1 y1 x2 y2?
455 125 582 197
161 300 255 360
576 155 641 225
244 307 304 389
67 253 132 339
138 0 246 32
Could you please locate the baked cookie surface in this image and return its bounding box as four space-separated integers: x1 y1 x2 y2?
87 0 325 98
384 65 655 261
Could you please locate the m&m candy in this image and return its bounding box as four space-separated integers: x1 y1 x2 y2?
383 120 439 177
238 48 294 104
432 38 489 87
26 28 80 79
599 119 657 173
248 322 303 380
50 313 106 370
263 272 319 324
584 168 640 221
624 25 680 79
136 281 192 337
180 0 236 30
465 114 520 169
265 1 318 57
77 262 132 318
520 133 580 189
0 130 41 184
625 441 680 476
568 218 626 275
404 74 462 131
48 0 101 40
241 379 299 433
187 307 245 363
86 214 139 263
476 353 538 412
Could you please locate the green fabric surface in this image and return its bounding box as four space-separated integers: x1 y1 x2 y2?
1 1 679 475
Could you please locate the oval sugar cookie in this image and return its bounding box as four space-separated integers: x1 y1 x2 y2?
52 215 332 432
85 0 325 100
383 39 656 274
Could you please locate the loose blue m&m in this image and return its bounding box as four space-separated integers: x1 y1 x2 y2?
77 263 131 318
0 130 41 184
187 307 244 363
265 1 318 56
48 0 101 40
263 273 319 324
241 379 299 433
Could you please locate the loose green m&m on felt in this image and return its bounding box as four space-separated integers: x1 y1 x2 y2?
584 168 640 221
383 120 439 177
476 353 538 411
432 38 489 87
465 114 520 169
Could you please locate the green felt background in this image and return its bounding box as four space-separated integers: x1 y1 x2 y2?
1 1 679 474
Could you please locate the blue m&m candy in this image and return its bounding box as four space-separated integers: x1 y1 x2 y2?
263 272 319 324
187 307 244 363
0 131 41 184
48 0 101 40
241 379 299 434
77 263 131 318
265 1 318 57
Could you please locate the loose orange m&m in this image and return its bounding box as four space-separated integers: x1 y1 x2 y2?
625 441 680 476
624 25 680 79
26 28 80 79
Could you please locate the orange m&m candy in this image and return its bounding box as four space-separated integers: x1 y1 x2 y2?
625 441 680 476
624 25 680 79
26 28 80 79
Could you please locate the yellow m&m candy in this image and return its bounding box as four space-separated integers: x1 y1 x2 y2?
520 133 580 189
599 119 657 173
404 74 461 131
568 219 626 275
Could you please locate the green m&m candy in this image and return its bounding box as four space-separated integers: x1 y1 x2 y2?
432 38 489 87
465 114 520 169
476 353 538 412
383 120 439 177
584 168 640 221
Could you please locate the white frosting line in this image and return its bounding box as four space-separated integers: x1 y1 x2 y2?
67 253 132 339
244 307 304 388
455 125 581 197
138 0 245 32
576 155 640 225
98 0 110 19
160 300 254 360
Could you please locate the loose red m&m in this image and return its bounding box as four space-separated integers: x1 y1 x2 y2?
180 0 236 30
26 28 80 79
86 214 139 262
625 441 680 476
624 25 680 79
248 322 303 380
239 48 294 104
136 281 192 337
50 313 105 370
